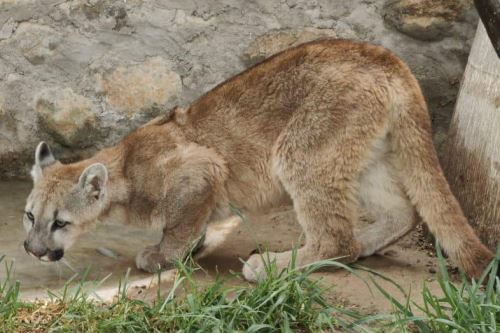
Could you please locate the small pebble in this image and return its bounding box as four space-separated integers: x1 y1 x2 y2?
96 247 119 259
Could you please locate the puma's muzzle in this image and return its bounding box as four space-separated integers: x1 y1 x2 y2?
23 239 64 261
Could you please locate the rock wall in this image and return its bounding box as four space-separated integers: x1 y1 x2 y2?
0 0 478 178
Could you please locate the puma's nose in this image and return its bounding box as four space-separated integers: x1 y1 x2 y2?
24 240 47 258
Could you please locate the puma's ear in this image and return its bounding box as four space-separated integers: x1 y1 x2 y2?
77 163 108 200
35 142 56 168
31 142 56 182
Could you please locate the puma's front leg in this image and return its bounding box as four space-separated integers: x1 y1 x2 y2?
136 244 172 272
136 223 207 272
135 143 227 273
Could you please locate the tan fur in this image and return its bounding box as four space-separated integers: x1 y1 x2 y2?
23 39 493 280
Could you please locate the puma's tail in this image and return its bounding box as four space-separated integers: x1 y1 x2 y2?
389 73 494 279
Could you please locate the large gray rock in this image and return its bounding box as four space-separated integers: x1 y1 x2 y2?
0 0 478 178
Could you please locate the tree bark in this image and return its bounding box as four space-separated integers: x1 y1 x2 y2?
443 22 500 251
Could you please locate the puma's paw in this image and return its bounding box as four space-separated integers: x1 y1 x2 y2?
135 246 174 273
242 254 268 282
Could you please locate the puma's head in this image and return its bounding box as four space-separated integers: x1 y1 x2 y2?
23 142 109 262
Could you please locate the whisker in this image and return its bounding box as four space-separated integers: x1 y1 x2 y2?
56 260 62 280
60 257 79 275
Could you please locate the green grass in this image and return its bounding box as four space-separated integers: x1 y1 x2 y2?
367 244 500 333
1 246 499 332
0 253 368 332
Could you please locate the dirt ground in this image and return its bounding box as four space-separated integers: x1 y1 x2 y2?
1 181 451 315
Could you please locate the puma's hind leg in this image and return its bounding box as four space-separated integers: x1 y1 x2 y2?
243 105 387 282
355 148 418 257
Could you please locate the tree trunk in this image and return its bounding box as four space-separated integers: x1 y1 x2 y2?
443 22 500 251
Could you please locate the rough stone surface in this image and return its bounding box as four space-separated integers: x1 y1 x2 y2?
242 27 337 65
382 0 471 41
35 87 97 148
0 0 479 178
95 57 181 118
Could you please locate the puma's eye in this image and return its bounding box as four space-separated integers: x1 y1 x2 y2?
25 212 34 223
53 220 70 230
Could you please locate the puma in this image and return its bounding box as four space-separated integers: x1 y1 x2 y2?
23 39 494 281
